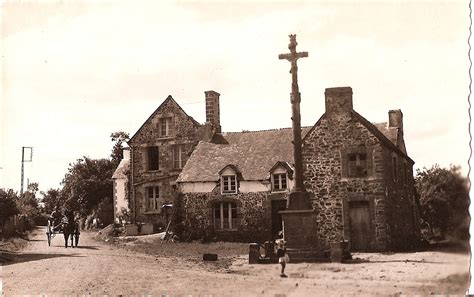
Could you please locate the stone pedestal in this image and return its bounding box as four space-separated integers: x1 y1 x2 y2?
279 209 317 250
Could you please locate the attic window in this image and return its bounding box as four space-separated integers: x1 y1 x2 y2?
272 173 288 192
348 153 367 177
221 175 237 194
159 117 173 137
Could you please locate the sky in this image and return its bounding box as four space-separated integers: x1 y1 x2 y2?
0 0 470 195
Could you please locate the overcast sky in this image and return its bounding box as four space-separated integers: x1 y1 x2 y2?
0 0 470 194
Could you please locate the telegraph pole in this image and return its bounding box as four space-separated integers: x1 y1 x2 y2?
20 146 33 196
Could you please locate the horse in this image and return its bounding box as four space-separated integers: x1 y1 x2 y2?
63 212 80 248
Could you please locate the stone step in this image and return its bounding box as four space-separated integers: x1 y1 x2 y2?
286 249 330 263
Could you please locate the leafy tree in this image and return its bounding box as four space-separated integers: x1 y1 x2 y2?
61 157 115 218
41 188 64 214
0 188 19 226
415 164 469 241
110 131 130 166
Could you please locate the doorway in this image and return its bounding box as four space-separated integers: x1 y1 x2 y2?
349 201 371 251
271 199 287 239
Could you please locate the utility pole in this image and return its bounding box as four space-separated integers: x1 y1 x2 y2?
278 34 311 210
20 146 33 196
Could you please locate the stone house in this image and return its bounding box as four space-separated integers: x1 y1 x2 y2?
177 86 419 251
124 91 224 227
176 128 310 242
302 87 419 251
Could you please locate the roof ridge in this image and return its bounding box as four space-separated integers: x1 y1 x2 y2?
224 126 312 134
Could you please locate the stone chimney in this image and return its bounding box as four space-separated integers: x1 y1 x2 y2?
325 87 353 117
205 90 221 133
388 109 403 134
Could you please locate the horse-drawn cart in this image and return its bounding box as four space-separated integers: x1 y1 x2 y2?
46 215 80 248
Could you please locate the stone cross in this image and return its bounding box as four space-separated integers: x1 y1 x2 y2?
279 34 308 195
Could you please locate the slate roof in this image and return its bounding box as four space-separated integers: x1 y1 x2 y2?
373 122 399 146
177 127 311 182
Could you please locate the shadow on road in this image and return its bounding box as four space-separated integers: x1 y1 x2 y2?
75 246 100 250
1 253 85 266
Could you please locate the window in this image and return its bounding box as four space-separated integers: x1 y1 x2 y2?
159 117 172 137
173 144 187 169
272 173 288 191
392 156 398 181
221 175 237 194
147 146 159 171
213 202 237 230
146 186 160 211
348 153 367 177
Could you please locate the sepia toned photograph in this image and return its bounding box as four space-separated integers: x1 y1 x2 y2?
0 1 471 296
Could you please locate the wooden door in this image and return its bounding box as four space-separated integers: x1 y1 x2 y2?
271 199 287 239
349 201 370 251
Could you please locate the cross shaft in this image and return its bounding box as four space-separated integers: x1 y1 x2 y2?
278 34 308 195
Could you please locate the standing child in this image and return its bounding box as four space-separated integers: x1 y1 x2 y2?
276 239 289 277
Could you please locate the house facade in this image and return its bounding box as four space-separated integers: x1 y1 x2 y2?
302 87 419 251
176 128 308 242
177 86 419 251
125 91 222 227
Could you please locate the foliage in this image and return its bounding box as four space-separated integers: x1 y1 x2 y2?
61 157 115 217
110 131 130 166
16 183 42 225
41 188 65 214
415 164 469 241
0 188 20 225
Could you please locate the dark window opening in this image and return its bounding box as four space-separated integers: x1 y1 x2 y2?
348 153 368 177
148 146 159 171
213 202 238 230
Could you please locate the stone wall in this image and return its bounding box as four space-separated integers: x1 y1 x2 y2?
179 185 272 242
303 114 388 251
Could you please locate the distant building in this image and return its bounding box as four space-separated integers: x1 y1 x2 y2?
112 147 130 224
177 87 419 251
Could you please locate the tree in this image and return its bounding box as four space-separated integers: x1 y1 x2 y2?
41 188 64 214
0 188 19 226
110 131 130 166
415 164 469 241
61 157 115 218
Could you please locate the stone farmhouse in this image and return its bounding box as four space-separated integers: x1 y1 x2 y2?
176 87 419 251
121 91 224 227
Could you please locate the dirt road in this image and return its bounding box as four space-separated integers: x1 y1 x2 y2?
1 226 470 296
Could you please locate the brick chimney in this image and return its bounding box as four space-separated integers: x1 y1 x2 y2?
205 90 221 133
325 87 353 117
388 109 403 134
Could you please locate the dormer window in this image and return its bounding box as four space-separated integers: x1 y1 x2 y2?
221 175 237 194
269 161 293 192
219 165 241 195
272 173 288 192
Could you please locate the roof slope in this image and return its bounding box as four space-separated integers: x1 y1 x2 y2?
177 127 311 182
112 158 130 179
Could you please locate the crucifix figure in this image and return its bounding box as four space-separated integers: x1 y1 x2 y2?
279 34 311 209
